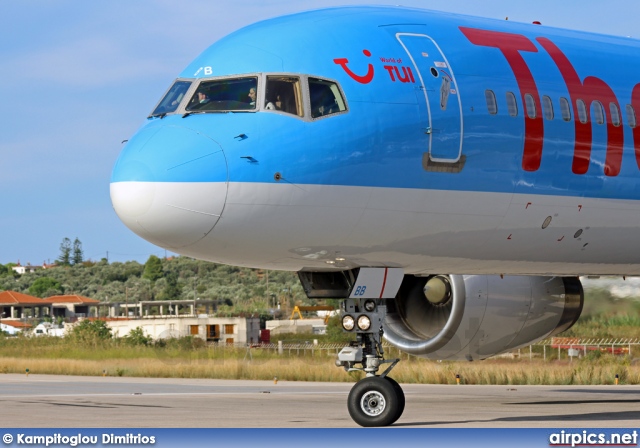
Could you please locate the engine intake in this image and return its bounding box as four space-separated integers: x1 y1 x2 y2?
384 275 583 361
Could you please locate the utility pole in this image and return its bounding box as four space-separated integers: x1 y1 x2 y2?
194 263 199 301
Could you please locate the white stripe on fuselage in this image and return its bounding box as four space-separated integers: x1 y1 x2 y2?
146 182 640 275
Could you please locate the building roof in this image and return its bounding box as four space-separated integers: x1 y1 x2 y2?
89 317 131 322
1 321 32 328
43 295 100 304
0 291 44 305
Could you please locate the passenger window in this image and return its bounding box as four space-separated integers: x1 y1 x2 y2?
150 80 192 117
592 101 604 125
560 97 571 122
542 96 554 120
265 76 303 117
524 94 536 119
186 77 258 112
485 90 497 115
506 92 518 117
626 104 636 128
610 103 621 127
577 99 588 124
309 78 347 118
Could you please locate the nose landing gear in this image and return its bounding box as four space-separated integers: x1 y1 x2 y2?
335 298 404 427
348 376 405 426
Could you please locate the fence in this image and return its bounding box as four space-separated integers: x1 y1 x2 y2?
530 337 640 360
219 338 640 360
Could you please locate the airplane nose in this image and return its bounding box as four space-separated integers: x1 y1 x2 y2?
110 124 228 249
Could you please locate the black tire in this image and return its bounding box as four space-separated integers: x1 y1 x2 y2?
384 376 405 424
347 376 400 427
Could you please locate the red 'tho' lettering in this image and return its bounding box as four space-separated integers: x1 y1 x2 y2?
630 84 640 170
460 27 544 172
537 38 623 177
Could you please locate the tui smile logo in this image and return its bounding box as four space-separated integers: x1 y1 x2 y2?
333 49 375 84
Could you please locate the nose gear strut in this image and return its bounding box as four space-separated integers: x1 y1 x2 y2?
335 298 404 426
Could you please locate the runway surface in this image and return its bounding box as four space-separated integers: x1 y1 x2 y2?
1 374 639 427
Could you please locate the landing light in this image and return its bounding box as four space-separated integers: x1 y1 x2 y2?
364 299 376 312
342 315 355 331
357 315 371 331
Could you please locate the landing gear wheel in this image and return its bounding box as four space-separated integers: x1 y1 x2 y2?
384 376 405 424
348 376 401 427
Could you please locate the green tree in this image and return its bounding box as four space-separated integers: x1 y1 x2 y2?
70 319 112 343
72 238 83 265
28 277 63 298
0 264 8 277
160 271 181 300
3 263 19 278
124 327 152 346
143 255 163 283
58 238 72 266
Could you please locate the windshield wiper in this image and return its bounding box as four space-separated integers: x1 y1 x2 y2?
148 112 167 119
183 110 230 117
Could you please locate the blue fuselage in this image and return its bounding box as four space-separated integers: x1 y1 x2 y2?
110 6 640 274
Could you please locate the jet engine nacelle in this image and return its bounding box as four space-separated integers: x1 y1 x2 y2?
384 275 583 361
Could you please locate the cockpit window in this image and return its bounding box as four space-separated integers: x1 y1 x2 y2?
150 80 192 117
309 78 347 118
265 76 303 116
186 77 258 112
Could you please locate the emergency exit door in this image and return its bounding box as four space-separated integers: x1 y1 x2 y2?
397 33 463 163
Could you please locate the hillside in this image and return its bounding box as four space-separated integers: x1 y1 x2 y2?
1 258 639 331
0 256 311 317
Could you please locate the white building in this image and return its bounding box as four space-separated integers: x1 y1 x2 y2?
96 299 260 344
106 315 260 344
32 322 67 337
11 264 42 275
266 318 327 335
0 321 31 335
44 295 100 319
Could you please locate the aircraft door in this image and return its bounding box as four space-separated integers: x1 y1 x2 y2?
397 33 463 163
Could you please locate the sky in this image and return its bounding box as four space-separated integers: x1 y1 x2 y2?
2 0 640 266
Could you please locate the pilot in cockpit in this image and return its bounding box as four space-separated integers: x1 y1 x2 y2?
248 87 257 107
265 94 282 111
187 90 210 110
196 91 210 105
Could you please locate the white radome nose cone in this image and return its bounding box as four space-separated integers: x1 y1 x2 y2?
110 181 156 218
111 124 228 249
111 181 228 249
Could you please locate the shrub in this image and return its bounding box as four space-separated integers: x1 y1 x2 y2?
69 320 112 344
123 327 152 346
